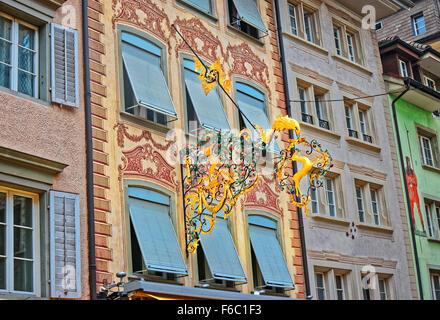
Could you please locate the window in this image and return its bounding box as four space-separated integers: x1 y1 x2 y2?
298 87 312 124
375 21 383 31
345 101 375 144
420 136 435 167
236 82 280 153
355 181 389 226
425 76 436 91
183 58 230 133
0 189 38 295
248 215 295 294
288 2 321 45
399 60 409 77
120 31 177 126
333 26 342 56
228 0 267 39
310 185 319 214
370 189 380 226
310 174 344 218
288 3 298 36
325 178 336 217
356 185 365 223
431 272 440 300
197 213 246 288
346 33 355 62
425 201 440 239
178 0 213 15
127 187 188 280
345 105 357 137
315 273 326 300
297 81 332 130
0 14 38 98
412 13 426 36
378 278 388 300
332 21 363 64
335 274 345 300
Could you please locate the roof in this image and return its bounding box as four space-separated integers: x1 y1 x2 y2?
378 36 440 59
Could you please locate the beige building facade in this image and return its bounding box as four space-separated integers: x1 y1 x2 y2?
277 0 418 299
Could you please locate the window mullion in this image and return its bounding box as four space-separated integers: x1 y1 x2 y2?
11 20 18 92
7 192 13 292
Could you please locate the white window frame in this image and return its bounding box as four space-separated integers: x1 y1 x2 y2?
420 136 434 167
431 273 440 300
399 60 409 77
333 26 342 56
378 278 388 300
334 274 345 300
412 13 426 36
315 272 326 300
370 189 380 226
425 76 436 91
288 3 298 36
325 178 336 217
356 185 365 223
0 187 40 296
0 12 39 98
345 105 353 130
346 33 355 62
303 9 315 43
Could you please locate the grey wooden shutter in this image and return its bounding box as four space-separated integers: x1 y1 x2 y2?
51 23 79 107
50 191 81 299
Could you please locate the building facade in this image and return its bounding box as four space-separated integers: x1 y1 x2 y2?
0 0 88 299
377 0 440 51
277 0 418 299
86 0 305 299
380 36 440 300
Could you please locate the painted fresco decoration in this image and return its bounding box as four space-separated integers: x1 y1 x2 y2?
405 156 426 233
174 25 333 253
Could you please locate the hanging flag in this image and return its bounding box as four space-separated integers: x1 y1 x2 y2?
194 57 231 95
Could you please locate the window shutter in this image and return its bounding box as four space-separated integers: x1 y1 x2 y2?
49 191 81 299
51 23 79 107
379 190 390 227
335 177 345 218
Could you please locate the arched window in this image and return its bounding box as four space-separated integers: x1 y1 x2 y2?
248 214 294 294
120 30 177 125
126 187 187 280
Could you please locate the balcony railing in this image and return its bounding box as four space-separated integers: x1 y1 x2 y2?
348 129 358 139
318 119 330 130
302 113 314 125
363 134 373 144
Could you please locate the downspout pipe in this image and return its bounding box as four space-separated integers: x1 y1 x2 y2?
82 0 97 300
273 0 312 300
390 78 424 300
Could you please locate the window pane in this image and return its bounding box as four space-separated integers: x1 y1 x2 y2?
17 70 34 96
18 48 35 73
14 259 33 292
13 196 33 228
289 4 297 35
18 25 35 50
379 279 387 300
0 39 11 64
0 16 11 40
14 227 33 259
0 257 5 290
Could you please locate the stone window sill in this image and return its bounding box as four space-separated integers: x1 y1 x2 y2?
357 222 393 234
422 164 440 174
310 213 350 226
300 121 341 140
283 31 329 55
345 136 381 153
427 237 440 243
332 54 373 76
